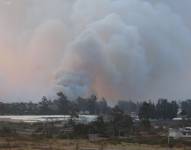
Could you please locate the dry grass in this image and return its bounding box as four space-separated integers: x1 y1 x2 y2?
0 137 186 150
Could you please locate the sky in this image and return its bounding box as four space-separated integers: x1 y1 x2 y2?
0 0 191 102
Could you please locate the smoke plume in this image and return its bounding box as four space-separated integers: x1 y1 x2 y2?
0 0 191 101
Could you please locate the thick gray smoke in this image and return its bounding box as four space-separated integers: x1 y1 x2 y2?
0 0 191 101
55 0 191 100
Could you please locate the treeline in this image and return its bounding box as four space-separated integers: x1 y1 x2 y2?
138 99 178 120
118 99 191 119
0 92 110 115
139 99 191 119
0 92 191 118
0 93 140 115
117 99 191 119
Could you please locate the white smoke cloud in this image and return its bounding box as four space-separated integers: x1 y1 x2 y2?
0 0 191 101
57 0 191 101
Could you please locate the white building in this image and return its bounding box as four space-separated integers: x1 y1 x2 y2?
169 127 191 139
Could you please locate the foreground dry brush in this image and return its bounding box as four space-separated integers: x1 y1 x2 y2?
0 137 185 150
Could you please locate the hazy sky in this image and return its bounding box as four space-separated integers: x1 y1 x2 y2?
0 0 191 102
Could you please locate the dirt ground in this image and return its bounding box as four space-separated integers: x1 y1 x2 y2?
0 137 187 150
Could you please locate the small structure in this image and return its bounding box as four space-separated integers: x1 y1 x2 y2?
130 112 139 121
169 127 191 139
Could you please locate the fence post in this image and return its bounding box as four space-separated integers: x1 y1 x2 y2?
75 143 79 150
100 143 104 150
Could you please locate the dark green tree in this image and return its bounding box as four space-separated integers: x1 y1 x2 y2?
54 92 70 114
138 102 156 120
87 95 97 114
181 99 191 117
38 96 52 115
110 106 133 136
156 99 178 119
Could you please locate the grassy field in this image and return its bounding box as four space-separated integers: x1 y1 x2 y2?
0 137 187 150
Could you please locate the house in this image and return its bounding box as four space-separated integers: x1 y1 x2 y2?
169 127 191 139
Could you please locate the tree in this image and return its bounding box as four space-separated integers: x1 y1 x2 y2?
138 102 155 131
170 101 179 118
76 97 87 112
91 116 106 135
87 95 97 114
156 99 178 119
118 114 133 136
140 119 151 130
96 98 109 114
39 96 52 115
110 106 133 136
69 101 79 119
181 99 191 117
54 92 70 114
138 102 156 120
